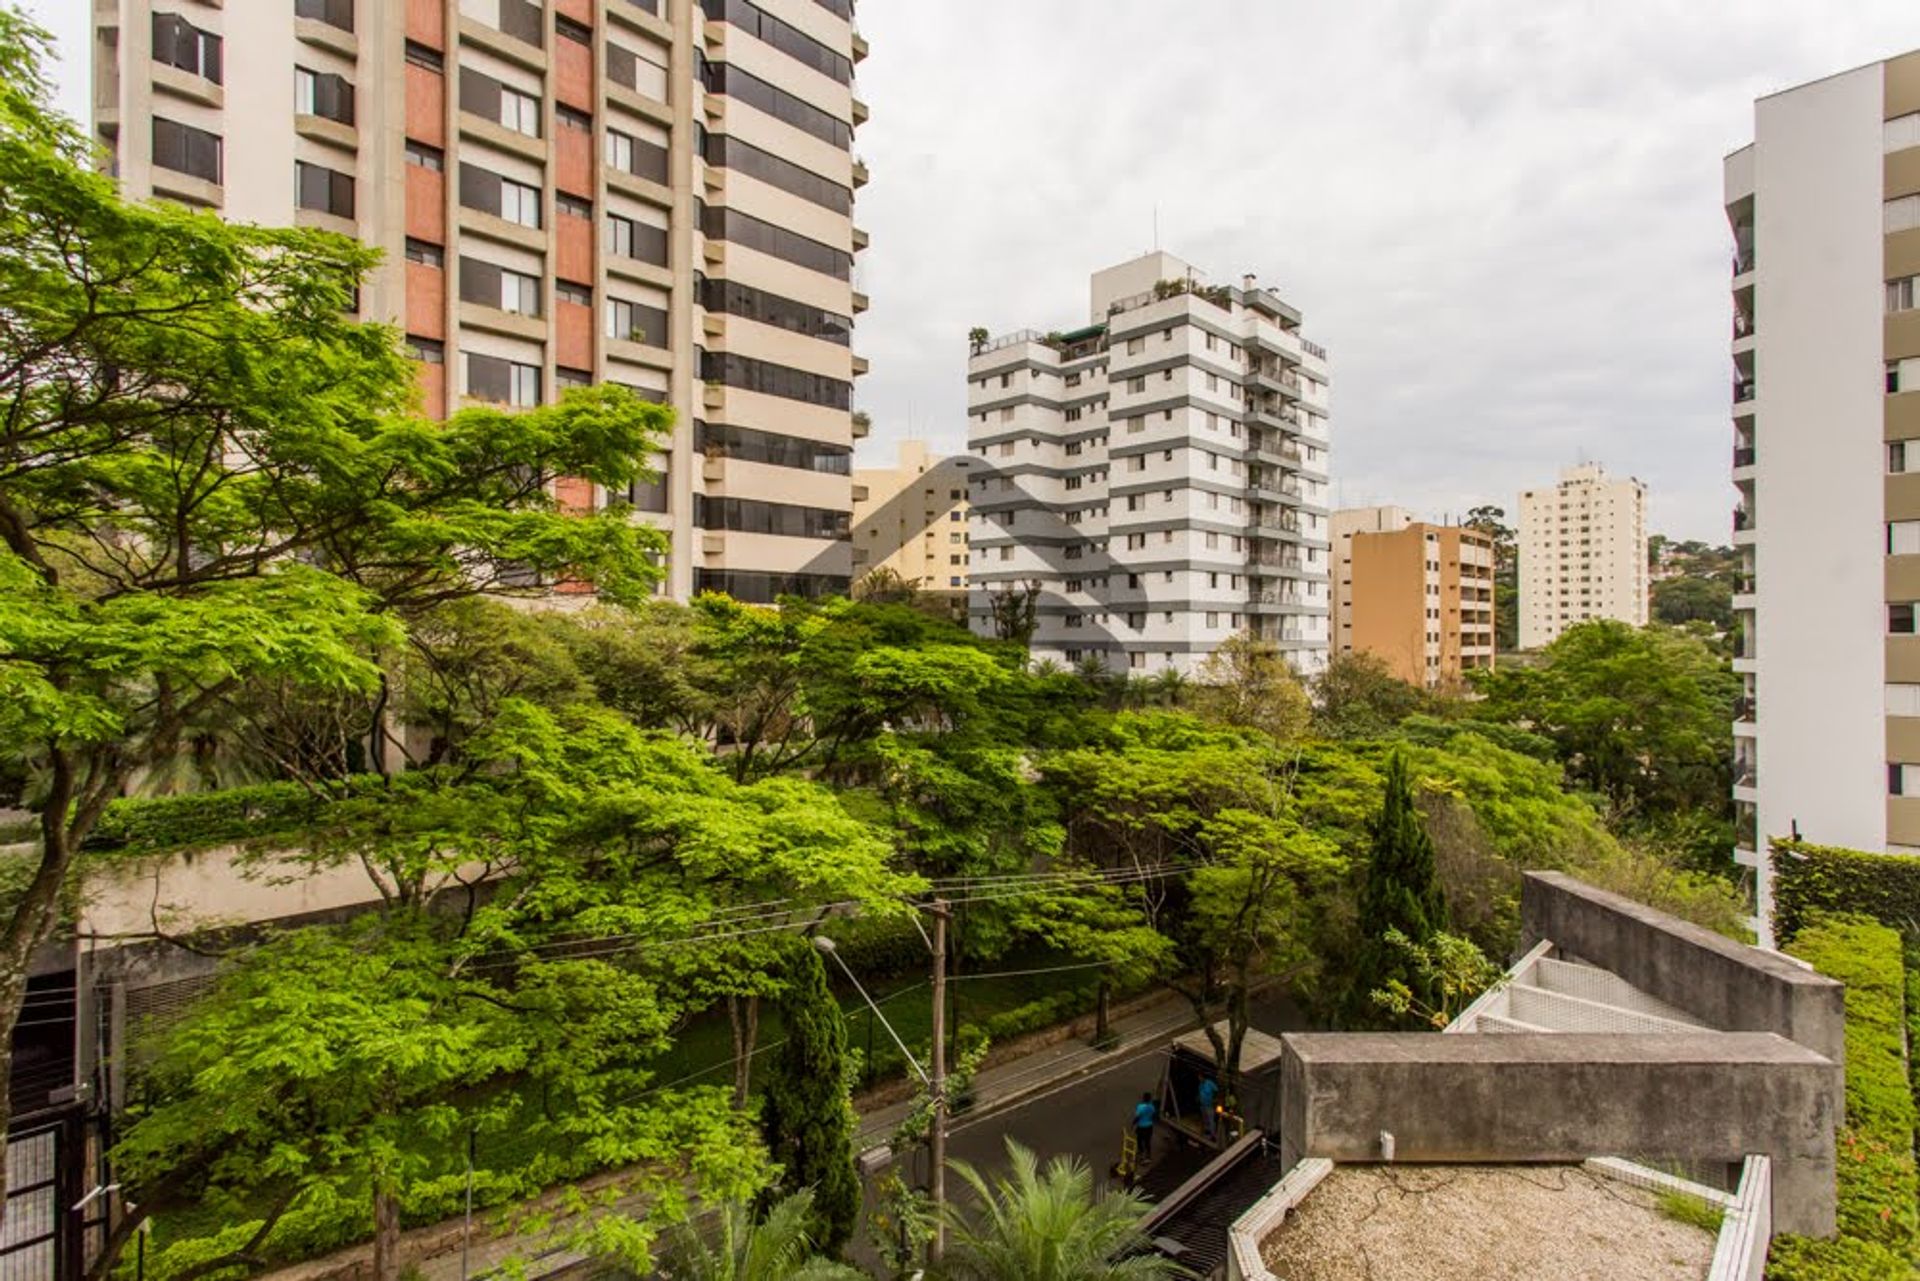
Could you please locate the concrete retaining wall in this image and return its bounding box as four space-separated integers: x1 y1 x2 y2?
1520 872 1844 1066
1277 1031 1839 1236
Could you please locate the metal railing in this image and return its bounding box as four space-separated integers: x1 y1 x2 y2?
1733 446 1755 468
1302 338 1328 360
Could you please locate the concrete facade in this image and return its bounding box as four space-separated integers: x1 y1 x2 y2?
1516 463 1648 650
965 252 1333 677
1332 510 1496 687
97 0 869 604
849 440 974 604
1727 50 1920 940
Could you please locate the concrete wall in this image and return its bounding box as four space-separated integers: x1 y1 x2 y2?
1277 1031 1840 1236
1519 872 1845 1067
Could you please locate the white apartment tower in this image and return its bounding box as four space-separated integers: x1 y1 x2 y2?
1516 463 1648 650
95 0 870 604
1725 50 1920 942
965 252 1333 676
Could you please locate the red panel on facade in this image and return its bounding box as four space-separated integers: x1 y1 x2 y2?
406 0 445 48
406 165 445 244
556 300 593 370
555 35 594 113
556 124 592 198
555 211 593 284
406 261 445 341
555 0 592 24
405 63 445 148
416 362 446 420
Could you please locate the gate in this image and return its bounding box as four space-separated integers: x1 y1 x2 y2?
0 1109 88 1281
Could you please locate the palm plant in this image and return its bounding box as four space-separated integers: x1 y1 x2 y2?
938 1140 1176 1280
655 1190 865 1281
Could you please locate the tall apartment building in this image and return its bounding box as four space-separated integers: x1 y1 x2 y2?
1724 49 1920 942
1332 507 1495 687
1516 463 1648 650
94 0 868 604
850 439 973 604
965 251 1333 676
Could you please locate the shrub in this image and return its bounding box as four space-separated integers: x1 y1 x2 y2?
1772 840 1920 944
1767 914 1918 1275
85 779 384 855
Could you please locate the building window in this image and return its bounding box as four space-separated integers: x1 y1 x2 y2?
1893 762 1920 795
1888 195 1920 235
1893 603 1918 635
1895 441 1915 474
698 278 849 345
405 335 444 363
152 117 222 184
1893 358 1920 394
606 297 668 346
295 160 353 217
153 12 221 83
405 40 444 72
1891 276 1920 313
294 0 354 33
459 68 540 136
459 163 541 228
295 67 355 125
405 140 443 171
496 0 545 47
699 60 851 148
605 213 666 265
465 352 541 407
1893 522 1920 556
404 238 443 267
701 204 851 280
605 129 669 183
555 280 592 306
1888 111 1920 154
556 192 592 220
459 258 542 316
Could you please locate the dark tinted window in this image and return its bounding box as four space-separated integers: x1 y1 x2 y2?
294 0 354 32
699 278 849 345
698 59 850 149
702 131 849 214
701 0 851 84
297 67 355 124
295 160 354 217
701 351 850 409
695 496 849 540
498 0 544 47
607 214 669 266
153 13 221 83
702 205 849 280
152 117 221 183
697 422 851 474
694 568 849 602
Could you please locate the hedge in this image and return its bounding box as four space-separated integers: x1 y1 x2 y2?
1771 839 1920 944
84 777 387 856
1766 914 1919 1279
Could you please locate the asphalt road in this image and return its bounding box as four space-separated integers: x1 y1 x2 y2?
858 991 1307 1264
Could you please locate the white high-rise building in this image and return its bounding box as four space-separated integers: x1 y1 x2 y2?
964 252 1333 676
1725 49 1920 942
1516 463 1648 651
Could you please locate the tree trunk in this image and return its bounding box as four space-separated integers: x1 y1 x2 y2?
728 994 760 1108
1093 978 1112 1049
371 1185 402 1281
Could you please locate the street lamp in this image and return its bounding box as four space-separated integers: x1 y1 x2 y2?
815 896 951 1266
813 935 928 1085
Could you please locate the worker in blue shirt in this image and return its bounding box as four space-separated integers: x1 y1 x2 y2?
1197 1075 1220 1139
1133 1091 1158 1160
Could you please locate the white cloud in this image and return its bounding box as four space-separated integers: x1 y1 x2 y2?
851 0 1920 540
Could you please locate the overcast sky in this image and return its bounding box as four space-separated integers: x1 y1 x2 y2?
26 2 1920 541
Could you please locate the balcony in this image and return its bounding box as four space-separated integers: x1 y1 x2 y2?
1733 445 1755 469
1732 245 1754 276
1733 380 1755 404
1733 506 1754 533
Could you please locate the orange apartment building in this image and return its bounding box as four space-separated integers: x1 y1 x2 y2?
1334 510 1495 687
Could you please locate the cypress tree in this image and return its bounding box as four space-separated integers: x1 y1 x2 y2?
759 943 860 1255
1349 750 1448 1022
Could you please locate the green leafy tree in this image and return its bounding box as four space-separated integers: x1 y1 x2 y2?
1651 573 1734 630
1312 652 1434 739
758 945 861 1256
1349 751 1448 1023
938 1140 1175 1281
1191 632 1310 741
1464 506 1517 651
1469 619 1740 817
1367 928 1501 1029
653 1191 864 1281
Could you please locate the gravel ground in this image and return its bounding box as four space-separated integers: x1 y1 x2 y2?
1260 1164 1718 1281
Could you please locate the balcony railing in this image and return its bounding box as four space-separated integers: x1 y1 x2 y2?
1733 380 1755 404
1734 696 1757 723
1302 338 1328 360
1733 507 1754 532
1733 445 1755 468
1733 574 1755 594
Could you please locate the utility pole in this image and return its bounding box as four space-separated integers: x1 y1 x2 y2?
928 898 950 1267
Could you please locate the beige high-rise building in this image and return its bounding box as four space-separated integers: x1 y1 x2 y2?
94 0 868 603
1516 463 1648 650
850 440 974 605
1332 508 1495 687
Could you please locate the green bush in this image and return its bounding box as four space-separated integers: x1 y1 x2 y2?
1768 914 1919 1275
1772 840 1920 944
